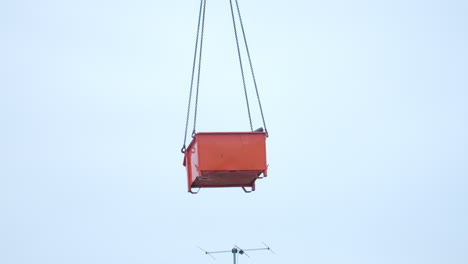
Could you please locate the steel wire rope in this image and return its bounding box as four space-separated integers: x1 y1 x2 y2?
229 0 253 132
234 0 269 136
192 0 207 136
182 0 207 153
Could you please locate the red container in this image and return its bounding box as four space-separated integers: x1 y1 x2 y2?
183 132 268 193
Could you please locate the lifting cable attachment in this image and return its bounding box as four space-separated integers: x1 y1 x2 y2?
181 0 268 153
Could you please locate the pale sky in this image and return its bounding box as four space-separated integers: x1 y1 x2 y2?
1 0 467 263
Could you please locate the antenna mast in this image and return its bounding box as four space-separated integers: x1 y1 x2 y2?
198 243 274 264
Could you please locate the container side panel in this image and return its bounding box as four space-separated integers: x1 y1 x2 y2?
197 133 266 171
192 171 259 188
186 140 199 187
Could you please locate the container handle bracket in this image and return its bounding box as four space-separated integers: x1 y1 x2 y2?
189 187 201 194
241 184 255 193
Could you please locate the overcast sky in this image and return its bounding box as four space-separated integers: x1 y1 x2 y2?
1 0 467 263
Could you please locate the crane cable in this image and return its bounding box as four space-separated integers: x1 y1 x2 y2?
229 0 253 132
232 0 269 137
182 0 207 153
182 0 268 154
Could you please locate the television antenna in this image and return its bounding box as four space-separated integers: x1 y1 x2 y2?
198 243 274 264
